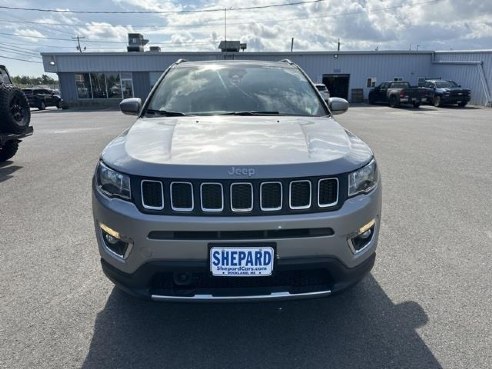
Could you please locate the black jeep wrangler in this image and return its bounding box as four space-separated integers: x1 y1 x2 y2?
0 65 33 162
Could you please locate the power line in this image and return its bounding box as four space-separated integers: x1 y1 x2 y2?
0 1 328 14
0 42 41 56
0 55 42 63
0 0 443 31
0 0 443 54
0 39 122 50
0 31 127 44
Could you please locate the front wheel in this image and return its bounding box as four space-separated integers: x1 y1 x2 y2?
389 95 399 108
368 94 375 105
413 102 421 108
458 101 467 107
0 141 19 162
39 101 46 110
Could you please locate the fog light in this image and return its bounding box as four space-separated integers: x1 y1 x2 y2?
99 223 132 259
348 219 376 254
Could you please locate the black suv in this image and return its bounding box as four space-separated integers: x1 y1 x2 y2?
22 88 63 110
420 79 471 107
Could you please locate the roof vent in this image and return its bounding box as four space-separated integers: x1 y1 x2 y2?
127 33 149 52
218 41 241 52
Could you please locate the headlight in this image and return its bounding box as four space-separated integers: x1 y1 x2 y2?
348 159 378 197
96 161 131 200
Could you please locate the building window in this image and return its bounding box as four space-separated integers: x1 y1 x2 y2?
75 73 92 99
74 72 132 99
91 73 107 98
106 73 121 98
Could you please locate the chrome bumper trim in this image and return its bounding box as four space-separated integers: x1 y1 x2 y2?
151 289 332 302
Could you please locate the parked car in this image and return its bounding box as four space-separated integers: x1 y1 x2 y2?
0 65 32 161
92 59 382 302
368 81 433 108
22 88 63 110
419 79 471 107
315 83 330 100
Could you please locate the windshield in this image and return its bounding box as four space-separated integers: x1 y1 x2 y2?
435 81 458 88
146 64 327 116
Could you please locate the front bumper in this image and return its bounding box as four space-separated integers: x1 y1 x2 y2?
441 95 471 104
101 253 376 301
93 182 382 301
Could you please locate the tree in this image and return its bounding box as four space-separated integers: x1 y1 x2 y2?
11 75 58 87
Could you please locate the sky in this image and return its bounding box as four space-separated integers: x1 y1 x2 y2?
0 0 491 77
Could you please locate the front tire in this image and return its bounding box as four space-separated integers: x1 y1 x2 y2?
0 141 19 162
389 95 399 108
458 101 467 107
39 101 46 110
413 102 421 108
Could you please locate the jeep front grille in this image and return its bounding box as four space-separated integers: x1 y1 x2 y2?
260 182 282 211
139 177 339 216
141 180 164 210
200 183 224 212
231 183 253 212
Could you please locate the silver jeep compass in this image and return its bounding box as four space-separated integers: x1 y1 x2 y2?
92 59 382 301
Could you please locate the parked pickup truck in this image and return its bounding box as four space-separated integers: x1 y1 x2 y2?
419 79 471 107
368 81 433 108
0 65 32 161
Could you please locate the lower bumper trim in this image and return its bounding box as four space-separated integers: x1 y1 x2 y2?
151 289 332 302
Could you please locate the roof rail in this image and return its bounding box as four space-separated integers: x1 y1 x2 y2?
279 59 294 65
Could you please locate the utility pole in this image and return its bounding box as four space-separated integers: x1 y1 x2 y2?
337 38 341 51
291 38 294 52
72 36 86 53
224 8 227 47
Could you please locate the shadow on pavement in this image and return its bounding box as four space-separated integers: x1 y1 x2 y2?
0 163 22 183
83 275 442 369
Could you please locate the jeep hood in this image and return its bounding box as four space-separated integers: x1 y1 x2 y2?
102 116 373 178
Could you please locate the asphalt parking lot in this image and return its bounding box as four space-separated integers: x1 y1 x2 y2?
1 104 491 369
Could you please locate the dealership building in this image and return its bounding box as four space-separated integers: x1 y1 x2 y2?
41 42 492 107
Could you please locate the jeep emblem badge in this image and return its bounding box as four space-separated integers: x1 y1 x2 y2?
227 166 256 177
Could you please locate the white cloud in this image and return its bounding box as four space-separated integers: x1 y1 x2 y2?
14 29 45 42
77 22 133 41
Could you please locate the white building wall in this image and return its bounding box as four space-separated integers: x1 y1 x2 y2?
42 50 491 106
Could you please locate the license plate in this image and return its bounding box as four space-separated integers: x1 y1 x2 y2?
210 245 275 277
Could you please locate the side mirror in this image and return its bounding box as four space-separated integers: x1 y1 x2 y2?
328 97 349 115
120 98 142 115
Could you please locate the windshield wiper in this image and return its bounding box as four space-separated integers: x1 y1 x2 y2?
220 111 280 116
146 109 186 117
